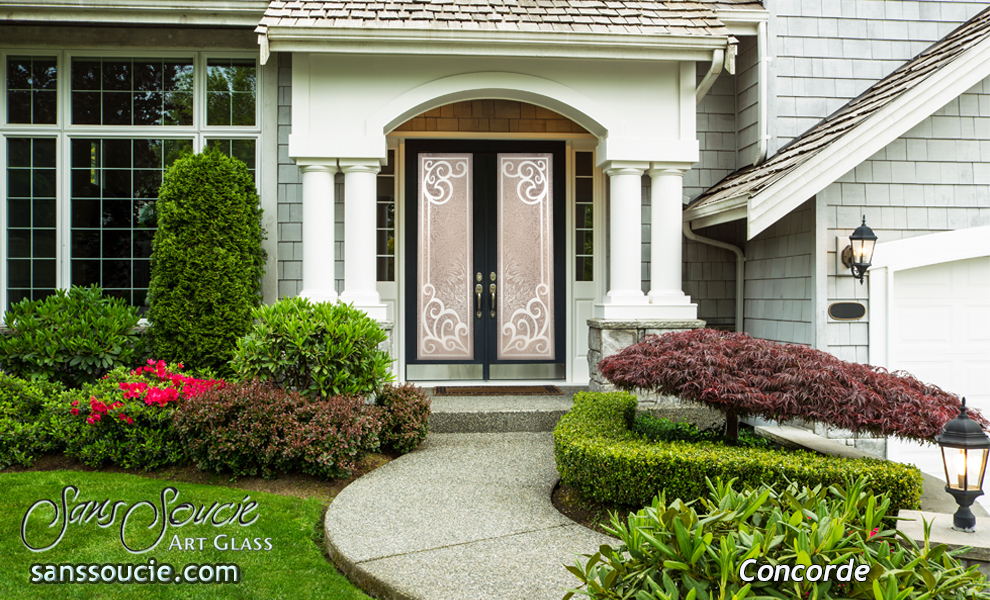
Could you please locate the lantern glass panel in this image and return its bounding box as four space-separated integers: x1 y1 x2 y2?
942 447 988 491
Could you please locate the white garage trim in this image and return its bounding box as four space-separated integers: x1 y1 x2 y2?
868 225 990 369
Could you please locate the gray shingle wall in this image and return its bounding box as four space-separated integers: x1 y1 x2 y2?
275 53 346 299
743 198 815 344
771 0 989 149
736 35 761 167
276 52 302 299
686 64 738 201
822 75 990 362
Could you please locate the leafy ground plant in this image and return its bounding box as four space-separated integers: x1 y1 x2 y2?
564 477 990 600
1 470 371 599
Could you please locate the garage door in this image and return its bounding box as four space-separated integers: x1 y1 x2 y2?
886 256 990 511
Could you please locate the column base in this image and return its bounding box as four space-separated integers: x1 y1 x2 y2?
648 291 693 305
587 317 706 391
594 302 698 320
340 291 387 320
298 289 339 304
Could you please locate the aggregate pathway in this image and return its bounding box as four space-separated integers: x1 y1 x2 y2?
324 432 616 600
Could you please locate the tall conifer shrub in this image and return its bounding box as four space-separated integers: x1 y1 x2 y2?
148 147 266 374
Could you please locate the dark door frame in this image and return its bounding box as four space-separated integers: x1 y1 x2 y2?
404 139 566 381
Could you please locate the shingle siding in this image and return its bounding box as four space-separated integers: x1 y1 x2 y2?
276 52 303 299
743 198 815 345
771 0 988 150
686 63 739 201
822 75 990 362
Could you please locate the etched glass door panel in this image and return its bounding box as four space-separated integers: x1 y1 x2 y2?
416 154 473 360
497 153 554 360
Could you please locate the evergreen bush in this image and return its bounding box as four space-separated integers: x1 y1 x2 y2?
231 297 394 399
0 374 67 469
0 285 145 387
148 147 266 376
375 382 431 454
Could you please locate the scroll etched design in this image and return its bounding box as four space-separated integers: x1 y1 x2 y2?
417 155 473 359
498 154 554 360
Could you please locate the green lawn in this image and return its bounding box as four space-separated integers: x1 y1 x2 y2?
0 470 371 600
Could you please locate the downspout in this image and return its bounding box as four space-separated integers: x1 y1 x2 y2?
683 222 745 333
753 20 769 165
696 38 737 105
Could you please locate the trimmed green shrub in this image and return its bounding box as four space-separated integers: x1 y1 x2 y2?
148 147 266 376
375 382 431 454
231 297 394 399
0 286 145 388
632 413 771 448
173 379 383 479
565 477 989 600
60 360 224 470
553 392 923 512
0 375 67 468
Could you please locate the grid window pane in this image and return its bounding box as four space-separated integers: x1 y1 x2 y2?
6 138 58 304
205 138 256 176
575 152 594 281
376 150 395 282
70 138 193 310
71 58 194 126
6 56 58 124
206 59 256 126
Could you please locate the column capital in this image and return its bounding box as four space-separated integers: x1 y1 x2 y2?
602 161 649 177
647 164 690 177
339 158 382 175
299 163 339 175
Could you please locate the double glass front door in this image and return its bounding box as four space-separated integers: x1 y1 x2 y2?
405 141 565 380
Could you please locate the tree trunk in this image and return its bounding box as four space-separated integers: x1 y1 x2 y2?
725 412 739 443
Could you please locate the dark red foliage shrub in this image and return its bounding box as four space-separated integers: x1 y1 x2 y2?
598 329 988 444
375 382 431 454
173 379 383 479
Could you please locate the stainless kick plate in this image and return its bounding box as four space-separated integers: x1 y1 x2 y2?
406 364 484 381
489 364 566 380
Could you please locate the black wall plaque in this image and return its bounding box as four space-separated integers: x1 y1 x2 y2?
828 302 866 321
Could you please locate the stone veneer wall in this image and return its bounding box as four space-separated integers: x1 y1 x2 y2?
586 318 723 428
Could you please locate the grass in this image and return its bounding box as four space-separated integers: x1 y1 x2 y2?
0 469 377 599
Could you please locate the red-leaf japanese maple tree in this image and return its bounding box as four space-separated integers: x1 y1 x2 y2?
598 329 989 444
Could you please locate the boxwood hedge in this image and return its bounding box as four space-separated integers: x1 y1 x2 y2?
553 391 923 511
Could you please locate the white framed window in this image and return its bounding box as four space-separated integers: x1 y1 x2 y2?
1 49 263 315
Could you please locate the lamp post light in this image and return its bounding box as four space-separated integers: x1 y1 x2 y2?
936 398 990 532
840 216 878 284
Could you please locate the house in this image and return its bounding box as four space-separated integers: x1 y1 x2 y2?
1 0 988 483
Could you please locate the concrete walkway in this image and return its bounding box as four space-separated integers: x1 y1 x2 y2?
324 432 615 600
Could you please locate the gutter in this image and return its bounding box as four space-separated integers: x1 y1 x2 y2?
753 20 769 165
697 38 738 105
683 222 745 333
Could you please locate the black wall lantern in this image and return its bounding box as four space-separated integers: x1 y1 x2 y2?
841 216 878 284
936 398 989 532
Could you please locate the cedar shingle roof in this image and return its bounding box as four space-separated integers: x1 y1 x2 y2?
256 0 761 36
687 5 990 212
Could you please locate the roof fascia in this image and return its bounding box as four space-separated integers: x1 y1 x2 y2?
714 8 768 36
0 0 267 27
265 27 728 61
745 33 990 240
683 194 748 228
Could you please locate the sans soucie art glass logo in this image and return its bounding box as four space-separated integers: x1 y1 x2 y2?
21 485 272 554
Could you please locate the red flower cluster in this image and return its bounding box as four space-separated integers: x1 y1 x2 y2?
71 360 225 427
86 396 125 424
118 360 224 408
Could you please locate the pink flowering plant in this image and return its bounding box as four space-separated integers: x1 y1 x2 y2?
62 360 224 469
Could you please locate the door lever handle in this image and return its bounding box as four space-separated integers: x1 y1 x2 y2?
475 284 483 318
489 283 496 319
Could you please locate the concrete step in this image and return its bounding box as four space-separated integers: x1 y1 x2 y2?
427 387 584 433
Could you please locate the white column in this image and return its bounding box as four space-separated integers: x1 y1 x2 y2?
339 159 386 320
601 163 649 311
299 164 338 303
648 168 689 302
646 164 696 319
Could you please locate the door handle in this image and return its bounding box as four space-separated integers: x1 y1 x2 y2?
489 283 496 319
475 283 483 318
